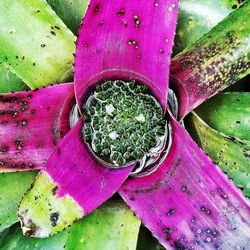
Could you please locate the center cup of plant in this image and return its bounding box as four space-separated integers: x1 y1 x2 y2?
83 80 166 168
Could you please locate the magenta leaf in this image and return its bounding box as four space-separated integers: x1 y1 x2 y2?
75 0 178 109
170 2 250 119
45 119 133 214
18 0 179 237
119 114 250 249
18 119 133 237
0 83 74 172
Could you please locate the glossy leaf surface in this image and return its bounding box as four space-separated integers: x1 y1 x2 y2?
0 171 37 232
174 0 246 54
0 65 28 93
195 92 250 141
47 0 89 34
120 114 250 249
0 0 75 88
187 112 250 197
0 83 74 172
171 2 250 118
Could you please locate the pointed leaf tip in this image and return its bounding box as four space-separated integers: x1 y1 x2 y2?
18 171 84 238
19 119 133 237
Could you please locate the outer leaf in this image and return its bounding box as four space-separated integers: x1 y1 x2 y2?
18 119 133 237
186 112 250 197
195 92 250 141
0 64 28 93
0 83 74 172
137 226 164 250
119 114 250 249
75 0 178 109
65 199 141 250
170 1 250 119
51 0 243 54
0 223 68 250
0 171 37 232
0 0 75 89
1 200 140 250
47 0 89 35
174 0 245 55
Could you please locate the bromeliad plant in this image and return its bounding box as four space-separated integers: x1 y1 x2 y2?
0 0 249 249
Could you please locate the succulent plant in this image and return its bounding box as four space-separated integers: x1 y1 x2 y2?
0 0 249 250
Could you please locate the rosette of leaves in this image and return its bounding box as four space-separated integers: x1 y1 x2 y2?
0 2 249 249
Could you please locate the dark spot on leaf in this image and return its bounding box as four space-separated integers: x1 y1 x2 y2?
50 212 59 227
29 163 35 168
167 208 176 216
22 120 27 127
133 15 140 27
10 163 17 168
23 220 38 237
123 21 128 27
52 186 58 195
129 196 135 201
15 140 23 150
0 146 9 153
163 227 172 233
117 9 125 16
174 240 188 250
94 4 100 12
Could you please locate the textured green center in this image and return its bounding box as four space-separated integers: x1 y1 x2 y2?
83 80 165 167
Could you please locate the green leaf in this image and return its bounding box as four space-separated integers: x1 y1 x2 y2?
0 171 38 232
137 226 164 250
174 0 246 55
195 92 250 141
47 0 89 35
0 199 140 250
0 0 76 89
0 223 68 250
65 199 141 250
186 112 250 197
0 64 29 93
